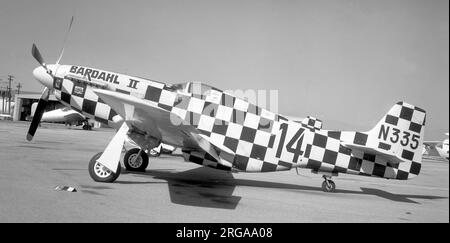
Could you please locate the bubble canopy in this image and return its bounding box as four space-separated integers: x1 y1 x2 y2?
167 82 222 98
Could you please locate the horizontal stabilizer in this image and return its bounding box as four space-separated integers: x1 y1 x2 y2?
341 142 405 164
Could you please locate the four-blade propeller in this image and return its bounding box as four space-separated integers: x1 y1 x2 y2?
26 87 50 141
31 44 48 73
27 17 74 141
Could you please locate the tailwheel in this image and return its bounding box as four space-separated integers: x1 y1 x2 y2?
321 175 336 192
88 152 121 183
123 148 149 172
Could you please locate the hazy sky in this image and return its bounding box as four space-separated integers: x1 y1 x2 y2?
0 0 448 139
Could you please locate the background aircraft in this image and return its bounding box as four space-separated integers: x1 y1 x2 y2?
27 17 427 192
423 133 449 160
149 143 176 157
0 114 13 120
31 103 93 130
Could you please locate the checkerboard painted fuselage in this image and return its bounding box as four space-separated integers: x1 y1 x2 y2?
52 65 426 180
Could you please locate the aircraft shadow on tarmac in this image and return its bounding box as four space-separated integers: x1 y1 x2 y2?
121 167 241 209
119 166 447 209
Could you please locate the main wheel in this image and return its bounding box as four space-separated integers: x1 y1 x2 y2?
88 152 121 183
124 148 149 172
321 180 336 192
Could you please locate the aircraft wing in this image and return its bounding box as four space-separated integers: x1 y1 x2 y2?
92 89 233 167
423 141 441 146
422 141 442 156
341 142 405 164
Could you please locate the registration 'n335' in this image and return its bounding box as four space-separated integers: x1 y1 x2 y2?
378 124 420 150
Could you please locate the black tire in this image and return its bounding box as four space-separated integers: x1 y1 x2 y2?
124 148 149 172
88 152 121 183
149 148 161 157
321 180 336 192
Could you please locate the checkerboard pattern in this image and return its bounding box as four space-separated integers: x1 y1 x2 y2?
53 77 118 127
299 102 426 180
182 149 232 171
54 71 426 180
300 116 323 131
143 83 297 172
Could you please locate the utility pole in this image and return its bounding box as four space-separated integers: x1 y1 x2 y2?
0 78 3 113
1 87 4 113
2 89 5 114
16 82 22 95
7 75 14 114
1 89 3 113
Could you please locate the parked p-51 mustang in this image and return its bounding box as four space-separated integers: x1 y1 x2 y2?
422 133 449 160
28 18 426 192
31 103 93 130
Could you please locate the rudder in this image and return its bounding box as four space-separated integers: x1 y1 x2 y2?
366 101 426 179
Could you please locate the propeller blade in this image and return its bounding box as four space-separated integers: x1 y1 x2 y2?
26 88 50 141
31 43 46 68
55 16 74 65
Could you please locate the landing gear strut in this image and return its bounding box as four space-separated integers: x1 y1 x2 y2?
88 122 128 183
321 175 336 192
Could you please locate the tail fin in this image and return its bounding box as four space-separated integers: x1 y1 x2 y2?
366 101 426 179
301 116 323 131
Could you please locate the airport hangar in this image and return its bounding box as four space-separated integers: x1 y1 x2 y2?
11 92 58 121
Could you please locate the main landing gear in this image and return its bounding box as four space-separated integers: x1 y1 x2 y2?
88 148 150 182
123 148 149 172
321 175 336 192
88 152 121 183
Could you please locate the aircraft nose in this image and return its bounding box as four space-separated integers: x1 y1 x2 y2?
33 66 53 88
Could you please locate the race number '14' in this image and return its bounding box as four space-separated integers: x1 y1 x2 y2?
276 123 305 161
